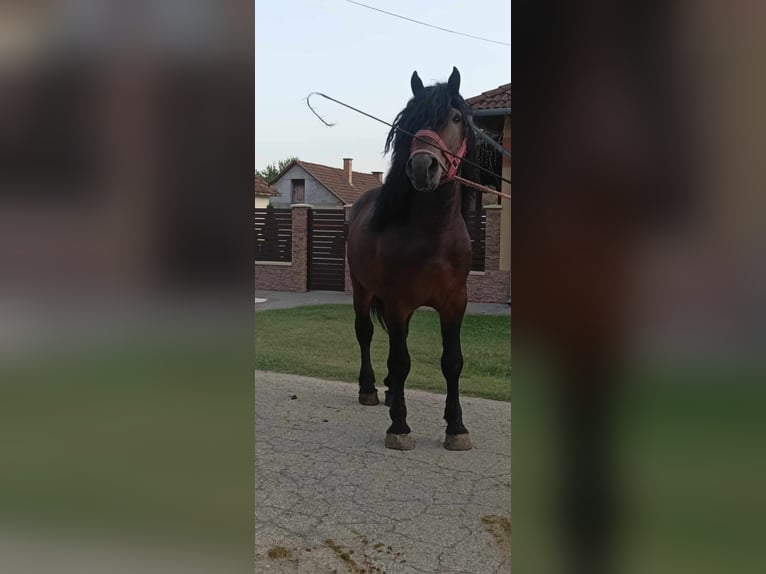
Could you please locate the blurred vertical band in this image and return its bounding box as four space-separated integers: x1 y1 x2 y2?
0 1 253 573
514 1 765 573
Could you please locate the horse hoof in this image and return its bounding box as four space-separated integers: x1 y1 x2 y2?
384 390 393 407
444 433 472 451
385 433 415 450
358 391 379 406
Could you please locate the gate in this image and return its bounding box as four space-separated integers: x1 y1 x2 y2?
307 209 346 291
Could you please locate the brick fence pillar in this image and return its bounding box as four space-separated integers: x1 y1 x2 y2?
344 204 353 295
291 204 310 292
484 205 502 272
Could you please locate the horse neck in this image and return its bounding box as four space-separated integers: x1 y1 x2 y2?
407 181 463 229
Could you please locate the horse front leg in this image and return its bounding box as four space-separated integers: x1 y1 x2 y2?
440 310 472 451
384 310 414 450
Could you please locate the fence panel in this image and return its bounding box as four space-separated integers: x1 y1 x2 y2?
466 209 487 271
254 208 292 262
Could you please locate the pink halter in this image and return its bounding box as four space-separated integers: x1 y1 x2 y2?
409 129 467 183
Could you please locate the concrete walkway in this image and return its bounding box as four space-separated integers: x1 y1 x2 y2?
255 290 510 316
255 371 511 573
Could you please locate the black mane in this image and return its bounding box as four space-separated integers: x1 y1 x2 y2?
370 82 477 231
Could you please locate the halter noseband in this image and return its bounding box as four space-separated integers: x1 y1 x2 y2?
409 129 467 183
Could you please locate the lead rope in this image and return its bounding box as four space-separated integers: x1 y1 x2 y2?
306 91 511 201
454 175 511 200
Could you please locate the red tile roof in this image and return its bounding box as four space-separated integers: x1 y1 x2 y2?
290 160 382 205
254 174 279 197
466 83 511 111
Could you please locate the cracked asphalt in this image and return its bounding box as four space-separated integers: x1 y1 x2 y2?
255 370 511 573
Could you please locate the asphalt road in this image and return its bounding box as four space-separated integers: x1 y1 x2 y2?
255 370 511 573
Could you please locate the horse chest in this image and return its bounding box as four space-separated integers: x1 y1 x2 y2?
380 231 470 278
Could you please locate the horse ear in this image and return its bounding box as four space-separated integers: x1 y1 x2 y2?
448 67 461 94
411 71 424 96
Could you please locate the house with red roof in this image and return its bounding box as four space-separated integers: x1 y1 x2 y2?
254 174 280 208
268 158 383 208
467 82 511 112
467 82 511 275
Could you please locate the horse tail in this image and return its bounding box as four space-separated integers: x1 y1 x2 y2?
370 297 388 333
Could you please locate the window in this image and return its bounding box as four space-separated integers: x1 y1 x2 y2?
291 179 305 204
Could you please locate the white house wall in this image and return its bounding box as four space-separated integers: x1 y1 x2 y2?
270 165 342 207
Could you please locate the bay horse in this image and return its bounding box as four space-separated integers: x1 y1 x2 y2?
347 67 478 451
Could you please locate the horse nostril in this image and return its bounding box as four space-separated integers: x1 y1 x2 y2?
405 160 415 179
428 156 439 178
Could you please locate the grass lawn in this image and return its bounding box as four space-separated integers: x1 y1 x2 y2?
255 304 511 402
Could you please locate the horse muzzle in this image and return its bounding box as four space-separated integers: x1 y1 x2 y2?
406 152 443 192
407 129 467 192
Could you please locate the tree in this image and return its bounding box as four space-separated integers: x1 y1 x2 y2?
256 156 299 184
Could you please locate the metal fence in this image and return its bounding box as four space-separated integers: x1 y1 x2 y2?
467 209 487 271
254 208 292 262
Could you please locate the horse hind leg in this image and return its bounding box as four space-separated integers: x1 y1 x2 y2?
353 281 379 406
384 377 393 407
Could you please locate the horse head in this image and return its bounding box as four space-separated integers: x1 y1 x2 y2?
405 67 469 192
379 67 471 194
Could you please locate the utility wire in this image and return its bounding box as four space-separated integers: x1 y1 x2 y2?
343 0 511 47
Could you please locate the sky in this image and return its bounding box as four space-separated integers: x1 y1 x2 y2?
255 0 511 175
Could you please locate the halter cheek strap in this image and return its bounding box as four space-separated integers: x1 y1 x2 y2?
409 129 467 182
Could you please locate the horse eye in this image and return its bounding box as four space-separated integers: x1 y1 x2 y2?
453 114 462 123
